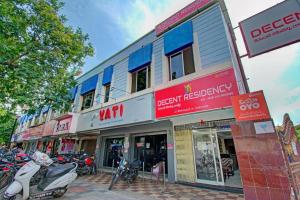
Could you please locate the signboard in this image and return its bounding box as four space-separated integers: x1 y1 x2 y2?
231 90 271 121
53 113 79 135
155 0 213 35
155 68 239 119
28 124 44 136
239 0 300 57
43 120 57 136
254 121 275 134
77 93 153 132
54 117 72 135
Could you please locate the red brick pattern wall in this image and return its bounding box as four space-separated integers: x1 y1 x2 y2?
231 121 291 200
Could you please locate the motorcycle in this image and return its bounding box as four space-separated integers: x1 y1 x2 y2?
108 158 141 190
73 153 97 176
3 151 78 200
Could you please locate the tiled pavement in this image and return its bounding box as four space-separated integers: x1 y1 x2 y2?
62 173 245 200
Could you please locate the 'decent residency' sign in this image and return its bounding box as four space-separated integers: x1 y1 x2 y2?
239 0 300 58
155 68 239 119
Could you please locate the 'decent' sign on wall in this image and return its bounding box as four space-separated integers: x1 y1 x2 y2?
239 0 300 58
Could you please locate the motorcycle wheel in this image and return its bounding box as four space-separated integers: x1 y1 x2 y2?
108 174 119 190
53 188 67 198
2 195 16 200
91 164 97 175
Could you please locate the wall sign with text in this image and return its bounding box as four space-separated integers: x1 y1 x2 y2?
155 68 239 119
239 0 300 57
231 90 271 121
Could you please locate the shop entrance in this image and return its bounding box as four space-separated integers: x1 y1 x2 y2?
103 137 124 167
134 134 167 173
193 129 223 185
217 130 242 188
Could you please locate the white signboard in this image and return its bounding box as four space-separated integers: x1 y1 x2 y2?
77 93 153 132
254 121 275 134
239 0 300 57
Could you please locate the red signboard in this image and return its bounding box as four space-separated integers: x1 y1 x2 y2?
155 0 212 36
54 116 72 135
231 90 271 121
155 68 239 119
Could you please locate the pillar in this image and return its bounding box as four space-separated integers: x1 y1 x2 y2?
231 121 291 200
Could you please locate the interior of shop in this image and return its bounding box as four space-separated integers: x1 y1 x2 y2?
80 139 97 155
217 130 242 188
103 137 124 167
134 134 167 173
192 127 242 188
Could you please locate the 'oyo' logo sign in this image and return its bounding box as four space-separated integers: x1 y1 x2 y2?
239 98 260 111
99 104 124 121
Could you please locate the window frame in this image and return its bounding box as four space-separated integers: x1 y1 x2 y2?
131 65 151 93
104 84 111 103
168 46 195 81
81 90 95 110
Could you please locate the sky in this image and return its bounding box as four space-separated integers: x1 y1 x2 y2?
61 0 300 125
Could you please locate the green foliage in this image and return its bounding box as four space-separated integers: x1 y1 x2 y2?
0 0 93 143
0 109 15 144
0 0 94 112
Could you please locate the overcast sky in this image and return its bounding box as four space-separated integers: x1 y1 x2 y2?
62 0 300 125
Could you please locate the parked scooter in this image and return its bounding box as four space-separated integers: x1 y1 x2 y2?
3 151 77 200
108 158 141 190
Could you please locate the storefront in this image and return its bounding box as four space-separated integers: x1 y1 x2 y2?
154 68 243 188
76 93 176 181
52 113 79 154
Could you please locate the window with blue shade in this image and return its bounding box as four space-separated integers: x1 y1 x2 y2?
164 21 193 56
128 44 153 73
80 75 98 95
102 65 114 86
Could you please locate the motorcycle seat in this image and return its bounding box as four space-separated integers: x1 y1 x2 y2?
45 163 75 178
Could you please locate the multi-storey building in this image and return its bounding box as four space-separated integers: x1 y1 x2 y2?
13 0 248 190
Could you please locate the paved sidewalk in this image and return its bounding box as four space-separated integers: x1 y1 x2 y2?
60 173 244 200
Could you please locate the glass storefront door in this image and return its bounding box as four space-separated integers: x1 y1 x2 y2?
134 134 167 173
193 129 223 185
103 137 124 167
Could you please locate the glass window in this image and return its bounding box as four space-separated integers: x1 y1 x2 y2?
169 46 195 80
104 84 110 103
81 91 95 110
131 66 151 93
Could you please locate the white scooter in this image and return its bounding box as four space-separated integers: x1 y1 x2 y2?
3 151 77 200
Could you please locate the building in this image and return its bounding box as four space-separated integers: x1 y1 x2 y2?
13 0 248 190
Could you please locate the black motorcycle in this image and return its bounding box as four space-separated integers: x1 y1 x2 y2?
108 158 141 190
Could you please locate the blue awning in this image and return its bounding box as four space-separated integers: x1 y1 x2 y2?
20 115 27 124
41 105 50 113
164 21 193 56
80 74 98 95
102 65 114 86
27 114 33 121
70 86 78 100
128 43 153 73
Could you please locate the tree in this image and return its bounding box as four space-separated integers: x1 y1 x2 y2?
0 0 94 143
